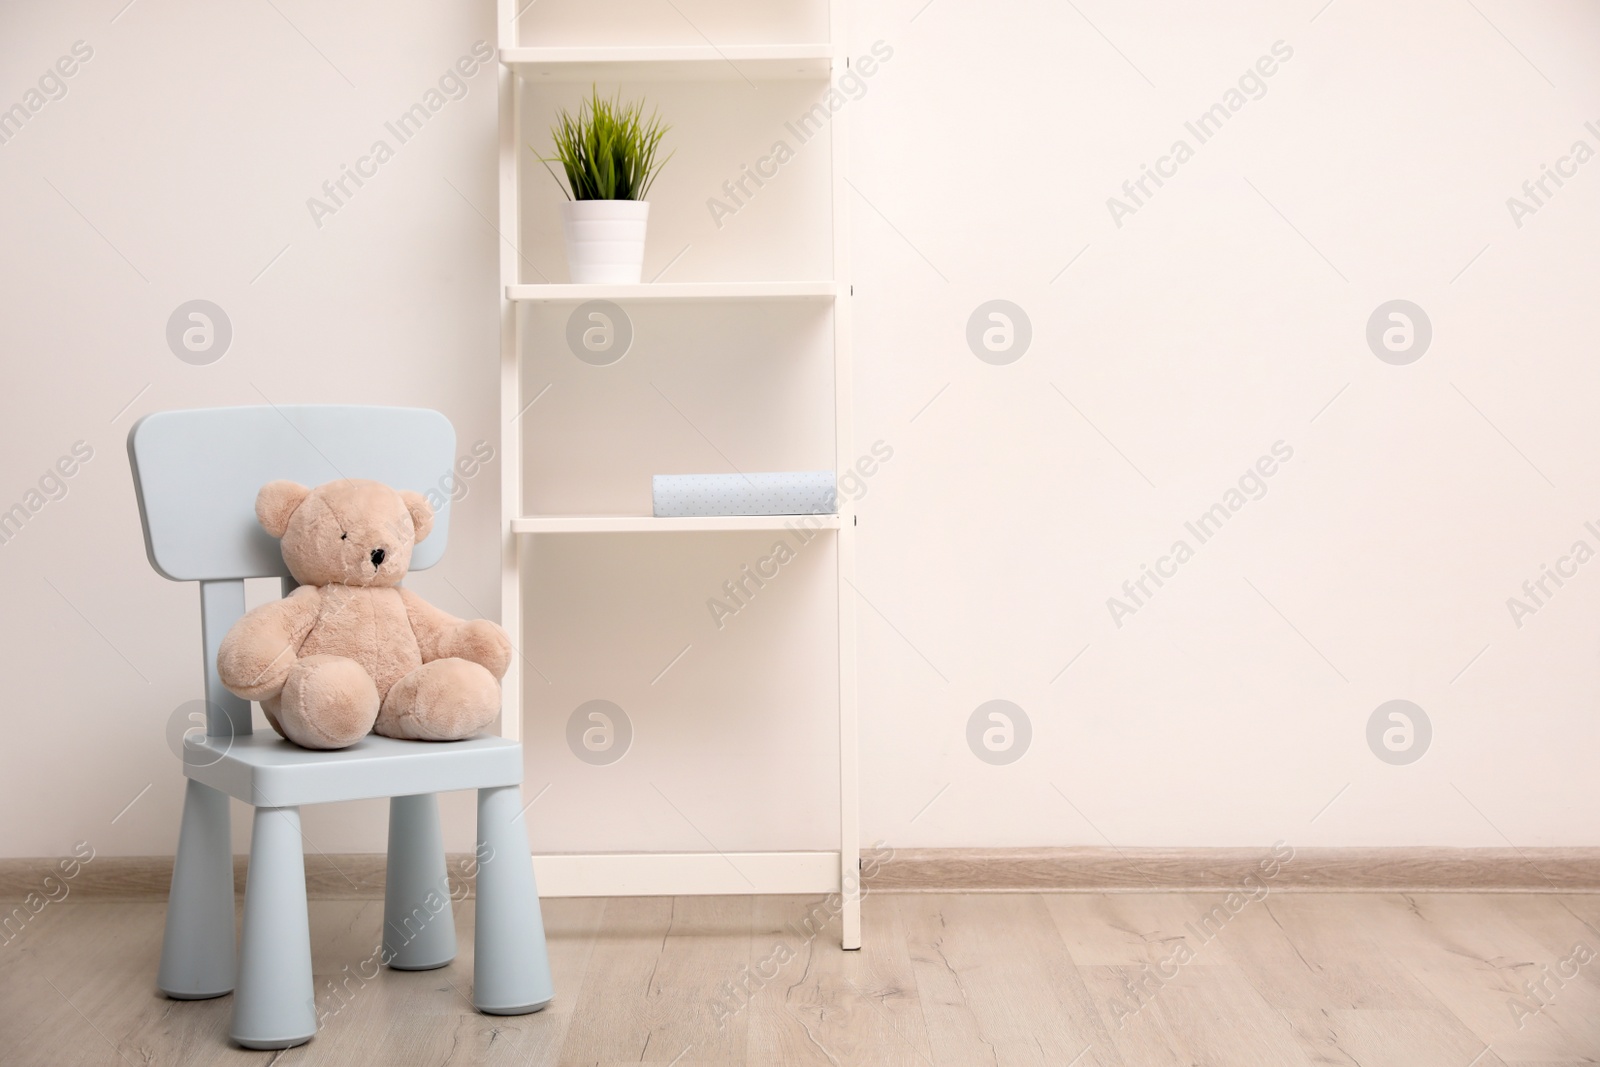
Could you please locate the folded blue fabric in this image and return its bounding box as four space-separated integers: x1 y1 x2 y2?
653 470 837 517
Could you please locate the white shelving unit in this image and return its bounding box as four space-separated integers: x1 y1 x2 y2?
496 2 860 949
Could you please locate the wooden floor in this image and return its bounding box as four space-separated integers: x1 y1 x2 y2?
2 892 1598 1065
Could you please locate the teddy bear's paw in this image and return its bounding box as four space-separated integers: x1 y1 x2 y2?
455 619 514 679
216 634 298 700
277 654 380 750
374 658 500 742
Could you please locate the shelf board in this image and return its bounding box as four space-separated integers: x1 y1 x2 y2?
513 514 843 534
507 281 836 303
501 45 833 81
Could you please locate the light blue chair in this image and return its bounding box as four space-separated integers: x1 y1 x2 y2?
128 405 552 1050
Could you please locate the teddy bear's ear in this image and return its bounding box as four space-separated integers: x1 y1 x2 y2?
256 480 311 538
399 489 434 543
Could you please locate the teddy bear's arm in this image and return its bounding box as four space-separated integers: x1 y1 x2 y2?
216 585 324 700
399 587 513 680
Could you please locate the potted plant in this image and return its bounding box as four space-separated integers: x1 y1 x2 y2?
538 88 672 285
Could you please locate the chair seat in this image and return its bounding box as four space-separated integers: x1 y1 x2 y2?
184 732 523 807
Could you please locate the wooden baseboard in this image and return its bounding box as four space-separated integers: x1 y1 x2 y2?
4 847 1599 903
0 854 392 904
862 847 1600 893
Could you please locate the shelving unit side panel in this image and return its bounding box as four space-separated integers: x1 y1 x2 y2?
828 0 861 952
498 0 524 743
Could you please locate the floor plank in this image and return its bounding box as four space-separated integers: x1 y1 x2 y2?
1042 891 1244 968
1221 893 1443 1011
1084 963 1318 1067
746 893 932 1067
898 893 1123 1067
1280 1008 1510 1067
555 895 754 1067
1346 894 1600 1063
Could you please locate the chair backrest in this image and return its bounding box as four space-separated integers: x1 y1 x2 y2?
128 405 458 739
128 405 456 582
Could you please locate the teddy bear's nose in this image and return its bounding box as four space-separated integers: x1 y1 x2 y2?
370 548 386 567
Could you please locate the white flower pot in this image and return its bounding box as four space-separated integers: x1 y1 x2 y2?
560 200 650 284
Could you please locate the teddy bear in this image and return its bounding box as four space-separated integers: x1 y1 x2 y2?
216 478 512 750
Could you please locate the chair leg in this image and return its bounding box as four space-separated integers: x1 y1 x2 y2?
157 779 236 999
230 806 316 1050
383 793 456 970
473 784 553 1014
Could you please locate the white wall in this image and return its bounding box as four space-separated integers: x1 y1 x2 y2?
3 0 1598 863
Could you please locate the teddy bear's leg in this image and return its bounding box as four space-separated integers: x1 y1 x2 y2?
259 695 287 739
375 658 500 741
276 654 380 749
